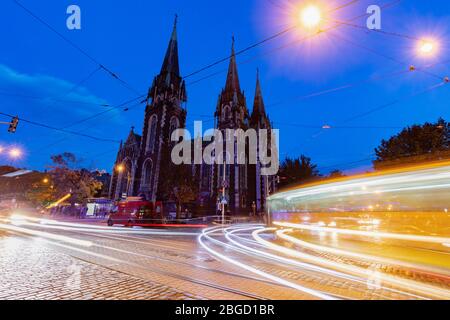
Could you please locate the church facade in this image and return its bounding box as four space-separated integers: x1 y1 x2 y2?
109 19 277 215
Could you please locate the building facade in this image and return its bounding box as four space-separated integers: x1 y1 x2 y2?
109 19 276 215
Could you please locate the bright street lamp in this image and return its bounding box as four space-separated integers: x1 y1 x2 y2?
9 148 22 159
300 5 322 29
116 164 125 173
417 39 438 57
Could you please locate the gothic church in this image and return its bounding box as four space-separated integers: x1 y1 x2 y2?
109 18 276 214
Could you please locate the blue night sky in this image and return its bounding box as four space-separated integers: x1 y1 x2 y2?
1 0 449 174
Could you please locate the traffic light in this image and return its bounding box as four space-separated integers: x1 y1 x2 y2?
8 116 19 133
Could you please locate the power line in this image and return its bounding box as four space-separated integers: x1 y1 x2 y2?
183 0 362 81
12 0 141 96
183 26 296 80
186 0 397 88
0 111 118 143
333 19 422 42
0 90 110 107
344 81 447 123
267 68 410 108
29 97 146 153
274 122 404 130
60 95 146 129
317 156 376 171
328 31 445 81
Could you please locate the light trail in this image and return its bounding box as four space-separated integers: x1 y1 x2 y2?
269 162 450 202
0 223 93 247
6 216 199 236
276 229 450 278
204 225 431 300
223 226 365 282
273 221 450 245
46 194 71 209
252 228 449 299
198 226 339 300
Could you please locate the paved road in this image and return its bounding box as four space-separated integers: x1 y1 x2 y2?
0 213 449 300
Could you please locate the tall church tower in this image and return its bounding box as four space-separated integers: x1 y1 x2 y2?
248 69 275 212
213 38 250 214
136 16 187 201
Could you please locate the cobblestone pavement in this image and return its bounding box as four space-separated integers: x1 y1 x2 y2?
0 233 204 300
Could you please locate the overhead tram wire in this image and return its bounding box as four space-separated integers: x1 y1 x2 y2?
274 122 404 130
60 94 146 129
17 0 363 148
186 0 399 88
278 74 447 158
327 30 445 80
317 156 377 172
8 0 394 156
183 0 362 81
16 0 365 139
12 0 141 96
30 97 146 153
332 19 423 42
0 111 119 143
0 90 110 107
302 79 448 147
343 81 448 124
39 1 403 151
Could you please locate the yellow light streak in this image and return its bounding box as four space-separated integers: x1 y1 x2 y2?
46 193 71 209
273 221 450 244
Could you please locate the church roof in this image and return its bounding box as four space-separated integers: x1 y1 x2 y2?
125 127 141 148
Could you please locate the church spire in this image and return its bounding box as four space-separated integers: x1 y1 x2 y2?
252 69 266 116
251 68 270 128
160 15 180 77
224 36 241 94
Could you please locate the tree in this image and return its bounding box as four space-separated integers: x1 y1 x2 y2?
374 118 450 169
329 170 345 179
27 153 102 207
278 155 320 188
171 165 198 219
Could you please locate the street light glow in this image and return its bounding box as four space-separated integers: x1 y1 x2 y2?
116 164 125 173
9 148 22 159
418 39 438 56
300 5 322 29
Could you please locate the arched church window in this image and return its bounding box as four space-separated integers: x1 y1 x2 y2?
169 116 180 140
141 159 153 189
222 105 231 121
147 115 158 153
